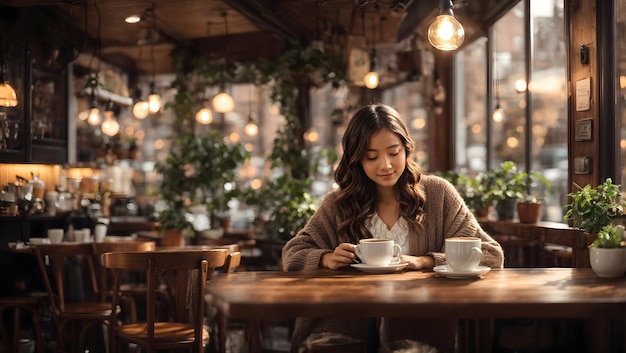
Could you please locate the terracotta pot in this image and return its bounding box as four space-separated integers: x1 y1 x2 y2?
161 229 185 247
473 206 492 220
517 202 542 223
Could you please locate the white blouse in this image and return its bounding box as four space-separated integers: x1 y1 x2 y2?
366 213 410 255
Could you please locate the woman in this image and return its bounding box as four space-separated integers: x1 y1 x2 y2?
282 104 504 353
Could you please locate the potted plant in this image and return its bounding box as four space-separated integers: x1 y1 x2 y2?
153 131 249 243
588 224 626 277
563 178 626 277
440 170 496 218
516 172 551 223
483 161 550 222
563 178 626 233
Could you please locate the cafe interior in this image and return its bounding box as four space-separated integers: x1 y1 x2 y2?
1 0 626 352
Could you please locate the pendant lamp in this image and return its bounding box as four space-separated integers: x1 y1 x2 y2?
363 49 379 89
195 102 213 125
87 92 101 126
428 0 465 51
244 85 257 136
101 101 120 136
212 12 234 113
0 54 17 107
147 5 161 114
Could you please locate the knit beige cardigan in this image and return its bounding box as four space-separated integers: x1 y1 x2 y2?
282 174 504 352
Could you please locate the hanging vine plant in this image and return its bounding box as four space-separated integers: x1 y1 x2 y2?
167 40 346 239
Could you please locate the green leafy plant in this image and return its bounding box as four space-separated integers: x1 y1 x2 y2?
485 161 551 203
564 178 626 234
153 131 249 234
440 170 496 213
590 224 626 248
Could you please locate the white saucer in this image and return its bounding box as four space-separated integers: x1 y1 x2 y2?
433 265 491 279
351 262 409 274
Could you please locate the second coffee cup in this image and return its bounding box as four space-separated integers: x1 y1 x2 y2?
355 238 402 266
445 237 483 271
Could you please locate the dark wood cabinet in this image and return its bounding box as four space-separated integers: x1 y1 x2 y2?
0 40 69 164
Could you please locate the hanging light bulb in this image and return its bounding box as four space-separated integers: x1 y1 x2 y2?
363 49 379 89
244 114 258 136
492 102 504 123
87 93 101 126
212 90 234 113
147 82 161 113
147 7 161 114
133 100 149 119
132 87 149 119
195 104 213 125
213 12 235 113
101 102 120 136
428 0 465 51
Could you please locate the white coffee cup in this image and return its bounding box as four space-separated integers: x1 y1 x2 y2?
29 237 51 245
445 237 483 271
81 228 92 242
94 224 107 242
47 229 64 244
355 238 402 266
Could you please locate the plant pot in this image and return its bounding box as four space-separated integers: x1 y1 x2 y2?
496 198 517 221
473 206 492 220
589 247 626 278
161 229 186 247
517 202 542 223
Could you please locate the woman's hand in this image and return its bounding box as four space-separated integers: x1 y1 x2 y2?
321 243 357 270
400 255 435 270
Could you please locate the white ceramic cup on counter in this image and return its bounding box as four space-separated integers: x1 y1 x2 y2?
47 229 64 244
354 238 402 266
445 237 483 271
94 224 107 242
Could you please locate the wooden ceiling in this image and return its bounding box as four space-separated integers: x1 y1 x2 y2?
0 0 519 77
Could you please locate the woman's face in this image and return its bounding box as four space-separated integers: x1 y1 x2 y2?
361 128 406 190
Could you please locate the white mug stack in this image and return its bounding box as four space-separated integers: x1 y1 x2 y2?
355 238 402 266
445 237 483 271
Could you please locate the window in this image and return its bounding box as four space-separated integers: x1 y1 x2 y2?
454 0 568 222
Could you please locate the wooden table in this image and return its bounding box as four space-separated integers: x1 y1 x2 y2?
205 268 626 352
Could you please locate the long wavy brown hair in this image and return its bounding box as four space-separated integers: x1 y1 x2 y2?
334 104 426 243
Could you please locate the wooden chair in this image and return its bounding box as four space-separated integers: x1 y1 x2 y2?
33 243 118 353
215 252 242 353
0 297 45 353
92 241 159 323
101 248 229 353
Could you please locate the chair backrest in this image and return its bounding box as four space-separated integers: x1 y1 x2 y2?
224 251 241 273
101 248 229 351
92 241 156 301
33 243 99 313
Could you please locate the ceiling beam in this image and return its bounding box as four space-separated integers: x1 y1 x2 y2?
192 31 287 63
223 0 308 42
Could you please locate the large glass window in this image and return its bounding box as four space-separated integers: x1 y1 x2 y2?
454 37 487 172
454 0 567 222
